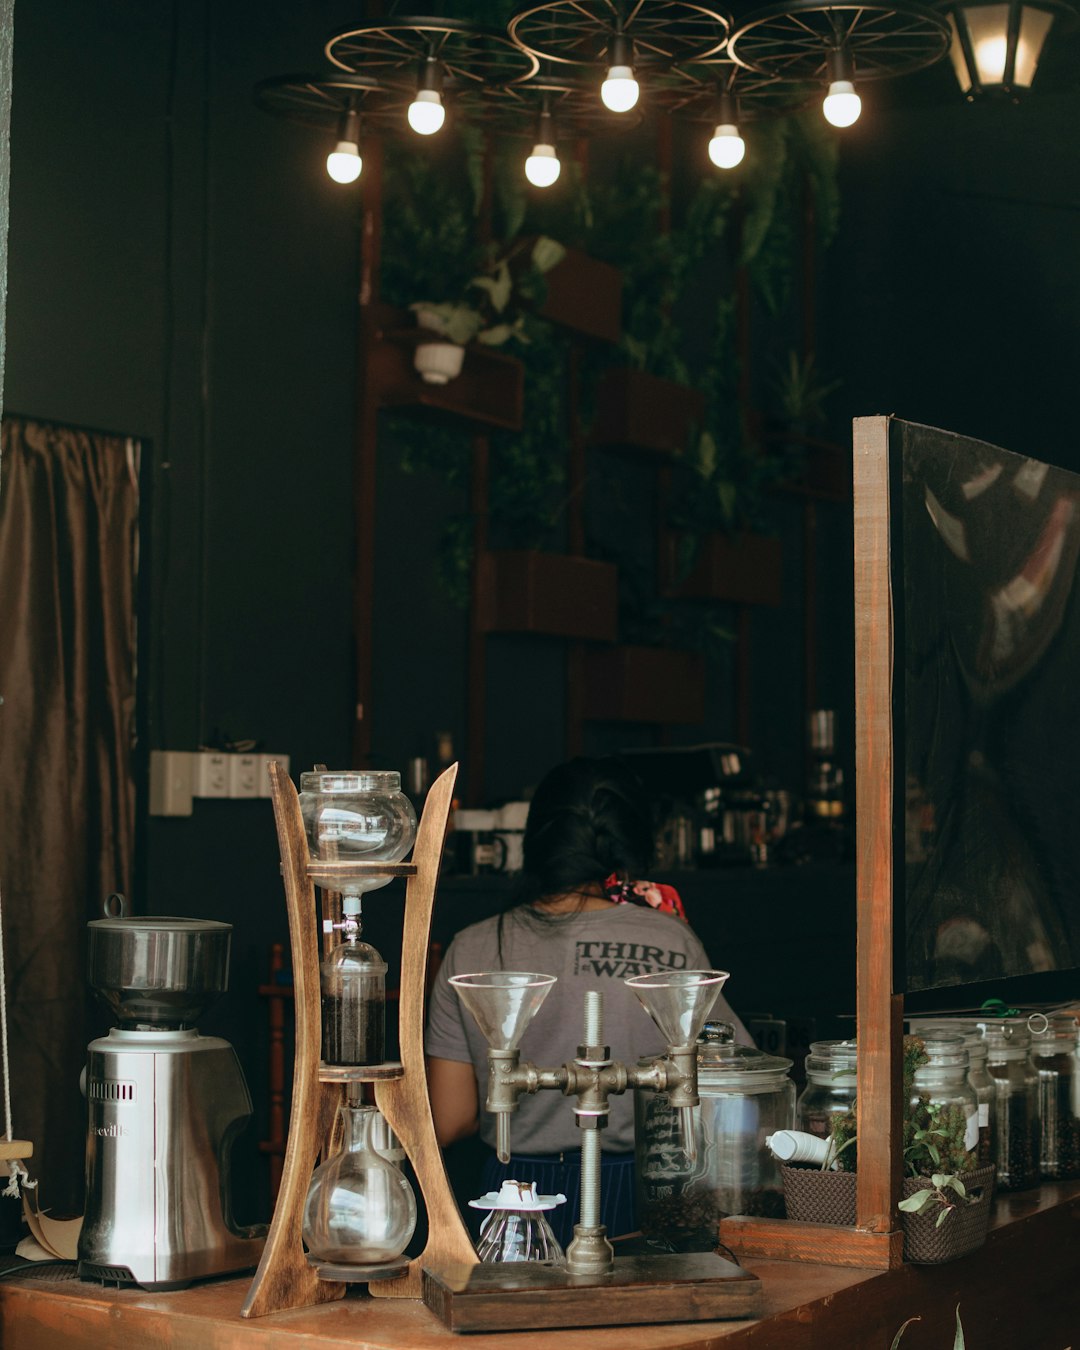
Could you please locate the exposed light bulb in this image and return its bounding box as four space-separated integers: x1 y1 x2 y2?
708 123 745 169
326 140 362 184
408 88 445 135
823 79 861 127
601 64 639 112
525 142 561 188
973 34 1009 82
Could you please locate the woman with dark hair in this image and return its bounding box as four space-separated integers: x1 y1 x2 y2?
425 756 750 1244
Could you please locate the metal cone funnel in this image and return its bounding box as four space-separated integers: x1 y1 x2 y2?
625 969 729 1046
449 971 557 1050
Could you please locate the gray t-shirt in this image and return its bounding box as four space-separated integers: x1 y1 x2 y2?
425 903 750 1153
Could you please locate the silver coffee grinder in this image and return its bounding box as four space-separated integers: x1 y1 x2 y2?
77 905 265 1289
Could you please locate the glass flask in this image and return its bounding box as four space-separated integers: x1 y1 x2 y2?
796 1039 858 1139
321 896 387 1066
469 1180 566 1265
908 1030 979 1167
299 771 417 897
635 1022 795 1249
303 1101 416 1265
1029 1013 1080 1180
981 1019 1040 1190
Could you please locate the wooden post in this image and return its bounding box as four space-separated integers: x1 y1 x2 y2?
853 416 903 1235
719 419 905 1270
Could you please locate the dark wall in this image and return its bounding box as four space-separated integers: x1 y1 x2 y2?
6 2 1078 1218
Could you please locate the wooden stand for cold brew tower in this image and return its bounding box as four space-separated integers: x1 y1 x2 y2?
241 761 477 1318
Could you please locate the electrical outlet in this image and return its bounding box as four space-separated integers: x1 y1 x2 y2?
194 751 230 798
258 754 290 797
228 754 260 798
148 750 194 817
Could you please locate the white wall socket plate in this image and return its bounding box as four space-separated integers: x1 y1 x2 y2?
194 751 230 798
227 754 260 798
149 750 194 817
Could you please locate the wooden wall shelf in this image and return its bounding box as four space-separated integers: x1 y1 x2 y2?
583 644 705 724
475 549 618 641
660 530 783 606
535 243 623 345
369 305 524 432
591 367 705 459
765 427 852 502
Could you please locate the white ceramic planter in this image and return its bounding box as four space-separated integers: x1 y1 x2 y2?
414 341 465 385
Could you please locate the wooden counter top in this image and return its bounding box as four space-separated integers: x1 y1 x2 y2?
2 1183 1077 1349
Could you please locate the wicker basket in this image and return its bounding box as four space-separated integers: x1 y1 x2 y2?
780 1164 857 1226
900 1165 995 1264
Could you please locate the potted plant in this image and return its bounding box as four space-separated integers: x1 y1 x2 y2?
410 235 565 385
781 1036 996 1263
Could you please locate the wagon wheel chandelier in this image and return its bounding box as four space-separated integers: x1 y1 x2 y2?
728 0 950 126
254 73 412 182
324 16 538 137
258 0 1070 188
508 1 731 112
654 60 815 168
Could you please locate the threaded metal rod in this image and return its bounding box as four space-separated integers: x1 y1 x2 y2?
583 990 603 1046
580 1127 601 1229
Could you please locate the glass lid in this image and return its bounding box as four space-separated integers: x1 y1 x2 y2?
696 1021 793 1077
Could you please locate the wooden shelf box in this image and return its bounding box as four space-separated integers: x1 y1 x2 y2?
590 368 705 459
533 243 622 345
475 550 618 641
368 306 524 432
661 530 783 607
584 645 705 724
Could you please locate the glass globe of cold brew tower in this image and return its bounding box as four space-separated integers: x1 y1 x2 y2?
322 908 387 1066
303 1101 417 1266
299 771 417 897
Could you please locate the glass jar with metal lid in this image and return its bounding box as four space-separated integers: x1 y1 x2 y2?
634 1022 795 1249
1029 1013 1080 1180
907 1030 979 1171
796 1039 858 1139
981 1018 1040 1190
907 1019 995 1167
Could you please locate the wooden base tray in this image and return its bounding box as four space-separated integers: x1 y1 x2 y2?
422 1251 762 1332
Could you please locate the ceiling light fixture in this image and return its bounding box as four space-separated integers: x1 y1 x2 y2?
525 107 562 186
708 91 746 167
601 31 640 112
941 0 1071 97
408 57 446 135
326 109 363 183
822 46 862 125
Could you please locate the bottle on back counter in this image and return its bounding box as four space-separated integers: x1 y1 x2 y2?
805 710 845 824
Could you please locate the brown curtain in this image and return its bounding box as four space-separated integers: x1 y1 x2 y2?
0 415 139 1215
